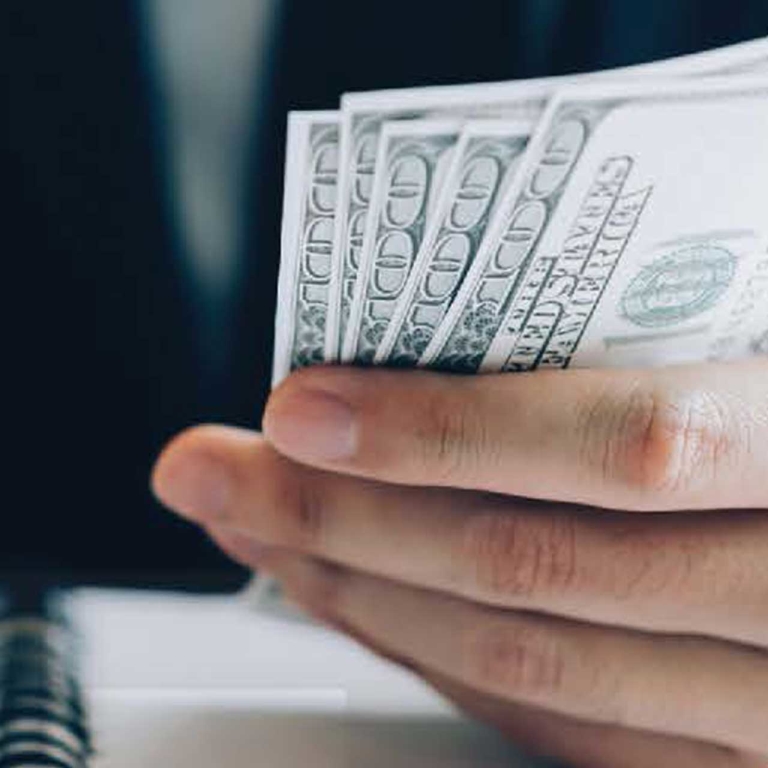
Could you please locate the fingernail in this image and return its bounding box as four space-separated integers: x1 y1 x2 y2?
265 388 357 463
152 450 231 521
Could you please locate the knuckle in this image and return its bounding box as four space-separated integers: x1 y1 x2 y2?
462 619 568 701
458 512 579 603
416 387 493 482
584 383 737 503
601 521 699 602
282 473 331 549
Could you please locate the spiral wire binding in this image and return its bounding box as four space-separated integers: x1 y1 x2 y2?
0 606 91 767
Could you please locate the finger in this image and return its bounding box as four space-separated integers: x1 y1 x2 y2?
257 551 768 756
424 672 754 768
154 428 768 648
206 531 754 768
263 360 768 510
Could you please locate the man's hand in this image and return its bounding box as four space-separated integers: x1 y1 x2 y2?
152 360 768 768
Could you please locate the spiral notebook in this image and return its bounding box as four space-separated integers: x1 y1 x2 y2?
0 605 90 768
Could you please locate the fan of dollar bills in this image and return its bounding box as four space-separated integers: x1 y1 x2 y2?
272 37 768 391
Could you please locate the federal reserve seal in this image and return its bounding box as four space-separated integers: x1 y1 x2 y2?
622 244 737 328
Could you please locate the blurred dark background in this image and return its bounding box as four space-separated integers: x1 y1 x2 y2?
2 1 767 590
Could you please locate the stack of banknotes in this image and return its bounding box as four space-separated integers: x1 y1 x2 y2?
273 36 768 391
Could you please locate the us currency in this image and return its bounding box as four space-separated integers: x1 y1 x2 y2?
341 120 463 363
323 83 553 364
422 76 768 374
325 80 613 365
272 111 339 385
375 119 533 366
322 37 768 364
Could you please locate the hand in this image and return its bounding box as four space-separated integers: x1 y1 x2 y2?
153 359 768 768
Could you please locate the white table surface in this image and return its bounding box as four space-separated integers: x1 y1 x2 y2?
63 589 555 767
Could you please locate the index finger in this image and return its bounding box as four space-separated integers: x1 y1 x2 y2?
263 360 768 511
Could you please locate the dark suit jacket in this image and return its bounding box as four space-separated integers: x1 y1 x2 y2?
3 1 767 589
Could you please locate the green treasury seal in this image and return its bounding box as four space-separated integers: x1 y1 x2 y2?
622 244 737 329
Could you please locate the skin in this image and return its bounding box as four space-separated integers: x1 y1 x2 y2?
152 359 768 767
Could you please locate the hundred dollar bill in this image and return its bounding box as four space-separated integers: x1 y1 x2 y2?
430 76 768 374
342 120 463 363
324 84 551 364
322 37 768 363
272 111 339 385
375 119 534 366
